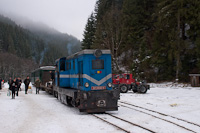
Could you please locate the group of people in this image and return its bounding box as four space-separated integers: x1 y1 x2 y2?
8 76 30 99
2 71 54 99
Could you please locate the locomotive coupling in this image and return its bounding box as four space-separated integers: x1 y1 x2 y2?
97 100 106 107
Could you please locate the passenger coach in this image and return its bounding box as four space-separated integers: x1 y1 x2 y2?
53 49 119 112
31 66 55 91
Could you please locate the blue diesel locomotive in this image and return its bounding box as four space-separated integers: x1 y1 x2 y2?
53 49 119 112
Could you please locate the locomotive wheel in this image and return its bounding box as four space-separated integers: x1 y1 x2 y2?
120 85 128 93
138 85 147 93
66 96 73 106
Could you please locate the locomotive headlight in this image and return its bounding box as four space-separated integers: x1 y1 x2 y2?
107 83 112 88
85 82 89 88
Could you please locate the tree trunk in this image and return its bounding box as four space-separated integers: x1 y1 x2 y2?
176 10 181 82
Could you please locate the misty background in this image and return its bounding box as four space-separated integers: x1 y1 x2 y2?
0 0 97 40
0 0 97 79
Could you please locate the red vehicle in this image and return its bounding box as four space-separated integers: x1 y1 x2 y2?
112 74 150 93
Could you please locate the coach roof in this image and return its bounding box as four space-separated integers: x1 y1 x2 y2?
32 66 55 73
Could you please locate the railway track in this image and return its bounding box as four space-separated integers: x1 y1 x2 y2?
92 113 156 133
119 101 200 133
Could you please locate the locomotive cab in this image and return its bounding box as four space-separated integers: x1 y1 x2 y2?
55 57 69 87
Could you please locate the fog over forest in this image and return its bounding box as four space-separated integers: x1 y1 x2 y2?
0 0 97 40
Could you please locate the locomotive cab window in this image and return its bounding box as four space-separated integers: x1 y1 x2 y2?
60 60 65 71
92 59 104 69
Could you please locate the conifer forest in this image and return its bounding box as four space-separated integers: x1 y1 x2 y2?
82 0 200 82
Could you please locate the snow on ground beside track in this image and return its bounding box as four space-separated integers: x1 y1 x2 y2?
0 83 116 133
121 83 200 126
0 82 200 133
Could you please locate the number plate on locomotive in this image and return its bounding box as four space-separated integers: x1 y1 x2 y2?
91 86 106 90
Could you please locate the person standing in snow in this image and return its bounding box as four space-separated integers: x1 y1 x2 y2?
49 71 55 82
34 78 41 94
24 76 30 94
0 78 2 90
18 77 22 91
16 78 19 96
16 77 22 92
11 78 17 99
8 77 13 90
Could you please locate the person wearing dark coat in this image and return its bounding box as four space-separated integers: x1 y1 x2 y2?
50 71 55 81
18 77 22 91
34 78 41 94
16 77 21 96
11 78 17 99
50 71 55 85
24 76 30 94
16 78 19 96
0 78 2 90
8 77 12 90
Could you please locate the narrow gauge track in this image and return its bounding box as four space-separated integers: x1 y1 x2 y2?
92 113 156 133
120 101 200 133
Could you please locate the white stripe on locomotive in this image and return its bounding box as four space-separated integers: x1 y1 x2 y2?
59 74 112 86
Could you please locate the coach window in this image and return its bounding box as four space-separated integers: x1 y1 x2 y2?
60 60 65 71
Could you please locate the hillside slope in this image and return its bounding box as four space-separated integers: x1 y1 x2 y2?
0 14 81 79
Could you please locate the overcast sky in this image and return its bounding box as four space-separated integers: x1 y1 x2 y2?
0 0 97 40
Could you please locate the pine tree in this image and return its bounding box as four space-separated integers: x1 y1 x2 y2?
82 12 96 49
122 0 157 79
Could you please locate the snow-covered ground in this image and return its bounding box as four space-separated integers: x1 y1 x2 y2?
0 82 200 133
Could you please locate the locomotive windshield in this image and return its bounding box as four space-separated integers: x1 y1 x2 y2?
92 59 104 69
